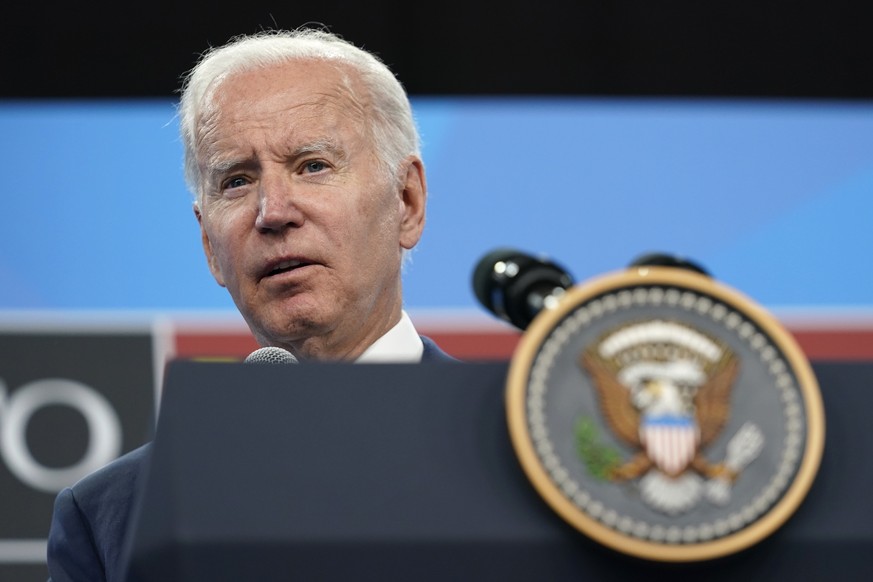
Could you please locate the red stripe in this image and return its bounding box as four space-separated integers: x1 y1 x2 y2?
789 330 873 361
170 327 873 362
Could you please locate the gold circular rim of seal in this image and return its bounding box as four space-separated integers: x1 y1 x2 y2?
506 266 825 562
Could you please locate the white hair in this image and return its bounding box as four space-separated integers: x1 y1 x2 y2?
178 28 421 207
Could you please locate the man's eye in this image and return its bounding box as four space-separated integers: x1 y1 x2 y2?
224 176 249 189
303 160 327 173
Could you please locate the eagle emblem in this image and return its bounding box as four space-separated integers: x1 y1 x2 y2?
579 320 764 515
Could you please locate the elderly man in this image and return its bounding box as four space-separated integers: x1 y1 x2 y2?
47 28 451 582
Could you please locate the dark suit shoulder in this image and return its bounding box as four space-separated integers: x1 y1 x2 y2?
421 335 458 362
48 443 151 582
72 443 151 506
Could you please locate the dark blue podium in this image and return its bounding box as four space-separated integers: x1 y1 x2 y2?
122 360 873 581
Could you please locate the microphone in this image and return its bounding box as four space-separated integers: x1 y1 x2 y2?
472 248 574 331
244 346 299 364
628 252 711 277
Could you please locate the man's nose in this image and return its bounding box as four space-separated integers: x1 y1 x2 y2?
255 173 305 232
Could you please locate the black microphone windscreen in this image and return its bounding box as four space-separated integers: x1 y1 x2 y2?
472 248 574 330
472 248 522 312
628 253 711 277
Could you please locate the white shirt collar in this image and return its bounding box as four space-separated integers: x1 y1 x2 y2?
356 310 424 363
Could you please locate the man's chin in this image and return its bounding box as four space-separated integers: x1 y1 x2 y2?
248 311 327 352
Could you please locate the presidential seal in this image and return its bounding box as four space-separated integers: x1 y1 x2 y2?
506 266 824 561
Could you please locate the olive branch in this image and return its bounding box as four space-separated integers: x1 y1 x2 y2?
574 416 622 481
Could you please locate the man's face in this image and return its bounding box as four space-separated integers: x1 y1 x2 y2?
194 60 426 360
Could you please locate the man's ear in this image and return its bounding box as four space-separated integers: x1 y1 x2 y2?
398 157 427 250
194 204 226 287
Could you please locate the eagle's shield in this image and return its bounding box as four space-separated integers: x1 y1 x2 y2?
640 415 699 476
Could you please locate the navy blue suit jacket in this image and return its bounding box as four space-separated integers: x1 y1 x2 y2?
46 337 455 582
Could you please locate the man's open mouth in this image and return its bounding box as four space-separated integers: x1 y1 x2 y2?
264 259 311 278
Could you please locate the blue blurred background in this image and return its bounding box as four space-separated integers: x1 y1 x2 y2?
1 98 871 313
